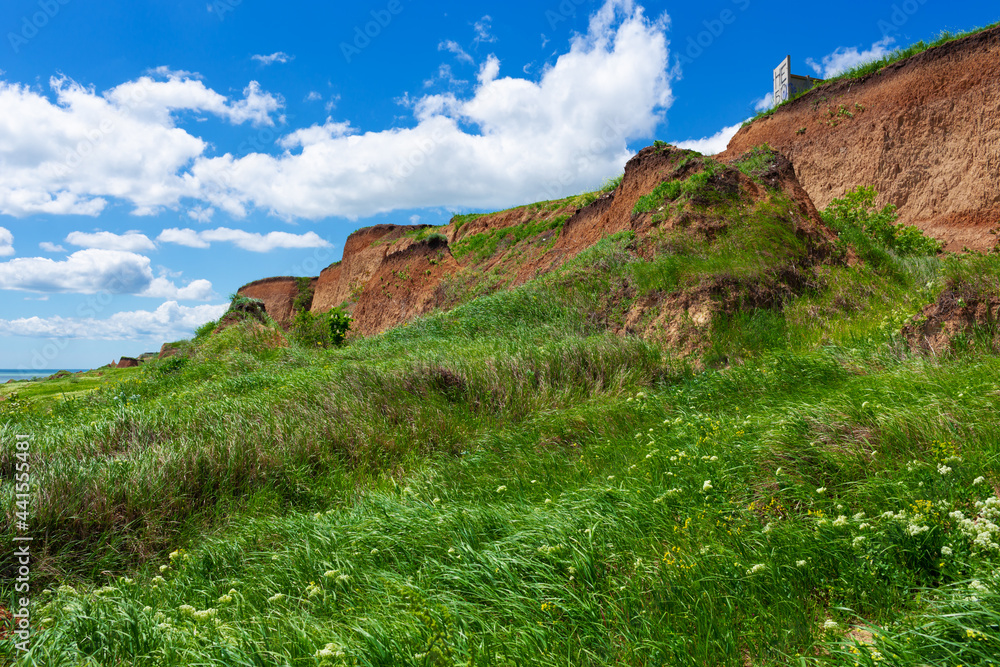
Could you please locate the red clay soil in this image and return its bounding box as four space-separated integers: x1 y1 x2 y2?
305 203 587 336
558 145 835 255
720 25 1000 252
310 224 433 313
237 276 315 327
240 144 836 344
349 237 461 336
0 605 12 640
902 291 1000 354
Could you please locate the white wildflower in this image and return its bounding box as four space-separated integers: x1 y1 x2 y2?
702 480 713 492
973 476 986 486
816 487 827 495
193 608 217 622
941 546 953 556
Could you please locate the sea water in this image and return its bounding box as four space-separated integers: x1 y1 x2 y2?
0 369 86 384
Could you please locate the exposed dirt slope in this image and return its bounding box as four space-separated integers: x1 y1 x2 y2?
310 225 423 313
903 291 1000 354
720 25 1000 252
235 145 838 353
238 277 314 326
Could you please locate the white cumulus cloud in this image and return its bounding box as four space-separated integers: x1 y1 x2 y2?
157 227 331 252
65 230 156 252
39 241 66 253
0 70 281 218
0 249 213 299
0 227 13 256
0 1 670 222
188 0 672 219
754 92 774 112
0 301 229 340
252 52 293 66
806 36 896 79
672 121 745 156
157 228 209 249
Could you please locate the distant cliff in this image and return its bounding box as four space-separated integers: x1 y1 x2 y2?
721 24 1000 252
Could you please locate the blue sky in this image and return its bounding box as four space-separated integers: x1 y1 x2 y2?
0 0 996 370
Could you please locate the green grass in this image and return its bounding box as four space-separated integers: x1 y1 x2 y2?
4 186 1000 666
450 216 568 263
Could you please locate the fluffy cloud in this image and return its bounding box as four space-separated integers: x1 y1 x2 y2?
0 1 669 221
142 277 215 300
190 0 672 219
157 227 331 252
39 241 66 253
0 249 213 299
0 70 281 218
156 228 209 249
672 121 745 156
807 36 896 79
252 52 293 66
0 301 228 340
105 72 282 127
754 92 774 112
65 230 156 252
0 227 13 256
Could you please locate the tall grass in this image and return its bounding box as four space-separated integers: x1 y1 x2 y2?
4 186 1000 665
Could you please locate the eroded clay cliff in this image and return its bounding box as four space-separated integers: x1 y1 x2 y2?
720 25 1000 251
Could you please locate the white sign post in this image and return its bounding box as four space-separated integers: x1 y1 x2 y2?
773 55 791 105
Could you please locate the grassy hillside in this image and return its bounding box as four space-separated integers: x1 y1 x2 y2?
2 173 1000 665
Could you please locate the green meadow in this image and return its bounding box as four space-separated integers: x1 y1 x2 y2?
2 184 999 666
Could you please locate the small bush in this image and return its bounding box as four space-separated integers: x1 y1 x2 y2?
194 319 218 339
293 277 315 312
292 307 353 348
822 186 941 258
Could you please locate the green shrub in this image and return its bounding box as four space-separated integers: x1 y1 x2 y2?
293 277 315 312
822 186 941 258
194 319 217 339
292 307 353 348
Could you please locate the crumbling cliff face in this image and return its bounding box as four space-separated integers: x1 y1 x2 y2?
237 144 835 345
721 25 1000 252
237 277 315 326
